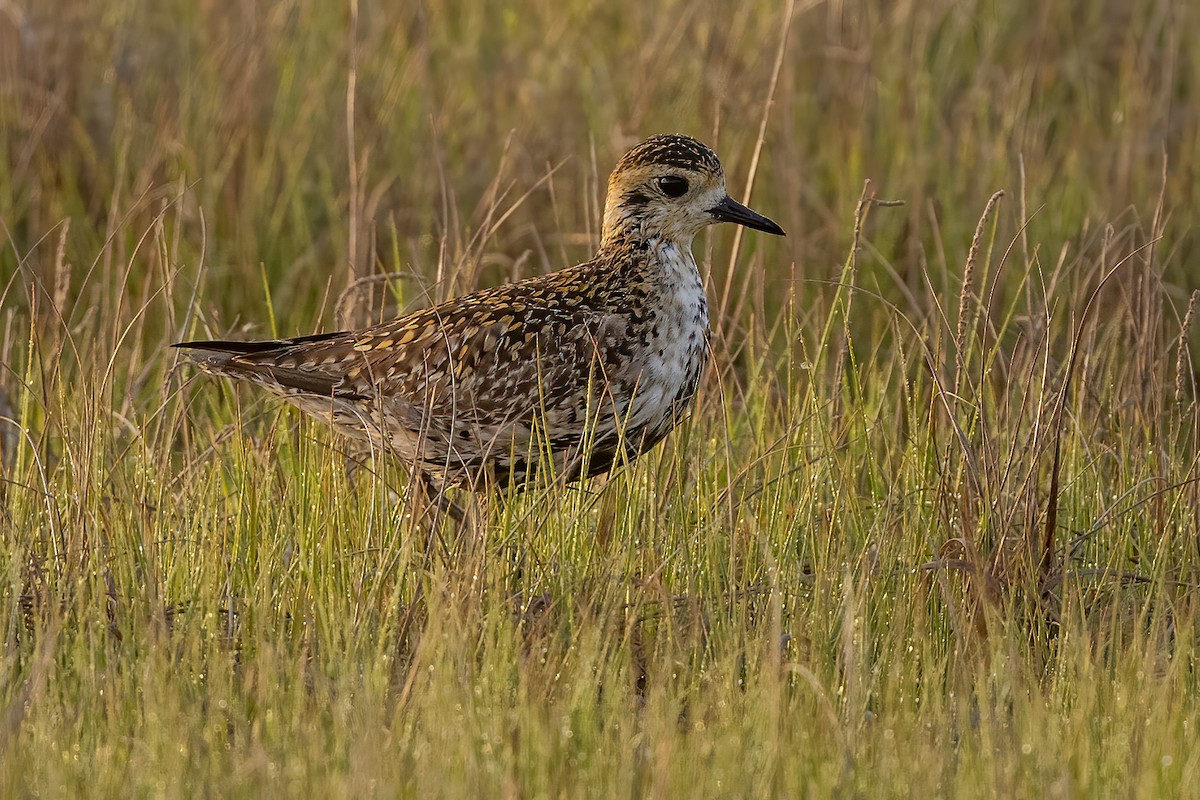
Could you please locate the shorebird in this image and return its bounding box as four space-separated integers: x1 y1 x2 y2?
176 134 784 494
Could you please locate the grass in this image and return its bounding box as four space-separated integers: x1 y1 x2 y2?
2 0 1200 796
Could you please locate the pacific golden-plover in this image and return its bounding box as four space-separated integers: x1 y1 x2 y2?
176 134 784 492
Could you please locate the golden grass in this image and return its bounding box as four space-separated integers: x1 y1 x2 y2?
2 0 1199 796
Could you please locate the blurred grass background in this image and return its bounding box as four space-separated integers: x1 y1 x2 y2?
2 0 1199 796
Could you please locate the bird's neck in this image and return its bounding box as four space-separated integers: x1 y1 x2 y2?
600 198 702 251
645 237 702 293
596 229 702 291
614 236 708 338
599 217 697 260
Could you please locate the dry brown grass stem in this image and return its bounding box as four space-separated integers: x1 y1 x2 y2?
955 190 1004 374
1176 290 1198 406
717 0 794 329
342 0 364 329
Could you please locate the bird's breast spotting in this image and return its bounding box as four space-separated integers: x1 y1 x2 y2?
622 240 710 429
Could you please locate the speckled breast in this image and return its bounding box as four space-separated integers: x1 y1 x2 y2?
623 240 711 437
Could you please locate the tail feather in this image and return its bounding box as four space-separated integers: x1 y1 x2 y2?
172 330 343 356
172 333 360 398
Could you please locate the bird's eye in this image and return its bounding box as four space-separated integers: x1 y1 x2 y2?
656 175 689 198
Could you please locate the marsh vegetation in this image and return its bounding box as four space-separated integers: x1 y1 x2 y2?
2 0 1198 795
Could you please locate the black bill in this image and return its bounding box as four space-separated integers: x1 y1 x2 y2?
708 195 785 236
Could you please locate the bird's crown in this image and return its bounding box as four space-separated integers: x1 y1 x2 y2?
613 134 724 175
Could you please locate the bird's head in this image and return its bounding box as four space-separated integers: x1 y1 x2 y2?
601 134 785 248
